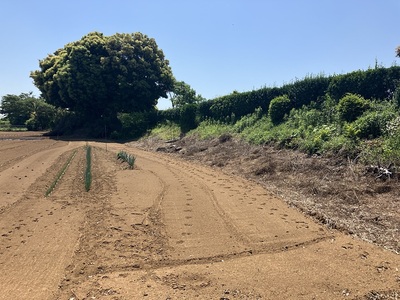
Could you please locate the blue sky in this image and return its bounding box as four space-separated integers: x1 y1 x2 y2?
1 0 399 110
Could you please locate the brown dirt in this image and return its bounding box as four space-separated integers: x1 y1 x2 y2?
136 135 400 254
0 131 399 299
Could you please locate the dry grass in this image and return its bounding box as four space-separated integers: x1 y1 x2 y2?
356 290 400 300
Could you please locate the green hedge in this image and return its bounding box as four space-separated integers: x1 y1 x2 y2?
327 66 400 101
158 66 400 128
180 104 198 133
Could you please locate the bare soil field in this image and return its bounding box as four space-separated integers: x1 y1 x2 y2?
0 131 399 299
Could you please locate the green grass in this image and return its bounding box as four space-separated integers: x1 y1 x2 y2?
85 146 92 192
0 120 27 131
189 119 233 139
45 150 77 196
147 121 180 140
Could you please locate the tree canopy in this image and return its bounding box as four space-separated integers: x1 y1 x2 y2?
0 93 33 125
0 93 57 130
30 32 174 134
168 80 205 108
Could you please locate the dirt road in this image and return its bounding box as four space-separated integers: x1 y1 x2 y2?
0 134 398 299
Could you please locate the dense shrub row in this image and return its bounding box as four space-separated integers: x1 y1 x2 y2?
327 67 400 101
159 66 400 128
114 66 400 146
149 65 400 167
177 94 400 166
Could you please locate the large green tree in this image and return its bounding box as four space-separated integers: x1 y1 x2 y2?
0 93 32 125
31 32 174 134
0 93 57 129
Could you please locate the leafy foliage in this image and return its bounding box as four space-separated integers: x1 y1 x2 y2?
352 110 396 139
233 107 263 132
149 65 400 169
111 110 157 140
208 88 279 121
393 85 400 108
327 66 400 101
26 100 58 130
283 74 331 108
179 104 198 133
1 93 57 129
337 93 370 122
158 67 400 135
269 95 292 124
31 31 174 136
169 81 205 108
49 110 85 136
158 107 181 124
0 93 32 125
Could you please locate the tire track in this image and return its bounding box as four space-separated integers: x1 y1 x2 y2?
122 147 329 256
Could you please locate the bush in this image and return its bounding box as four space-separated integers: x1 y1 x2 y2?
385 116 400 136
49 110 85 136
287 105 327 130
337 93 370 122
233 107 263 132
393 86 400 108
352 110 396 139
321 135 358 156
382 131 400 164
158 108 180 123
360 135 400 166
117 111 153 139
180 104 198 133
269 95 292 124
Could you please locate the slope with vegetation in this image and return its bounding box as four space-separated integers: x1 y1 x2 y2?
139 64 400 254
155 65 400 169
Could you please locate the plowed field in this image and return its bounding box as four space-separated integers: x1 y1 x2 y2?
0 132 398 299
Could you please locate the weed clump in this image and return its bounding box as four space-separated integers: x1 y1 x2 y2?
117 151 135 169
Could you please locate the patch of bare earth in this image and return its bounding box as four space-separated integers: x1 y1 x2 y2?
0 131 399 299
134 135 399 255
